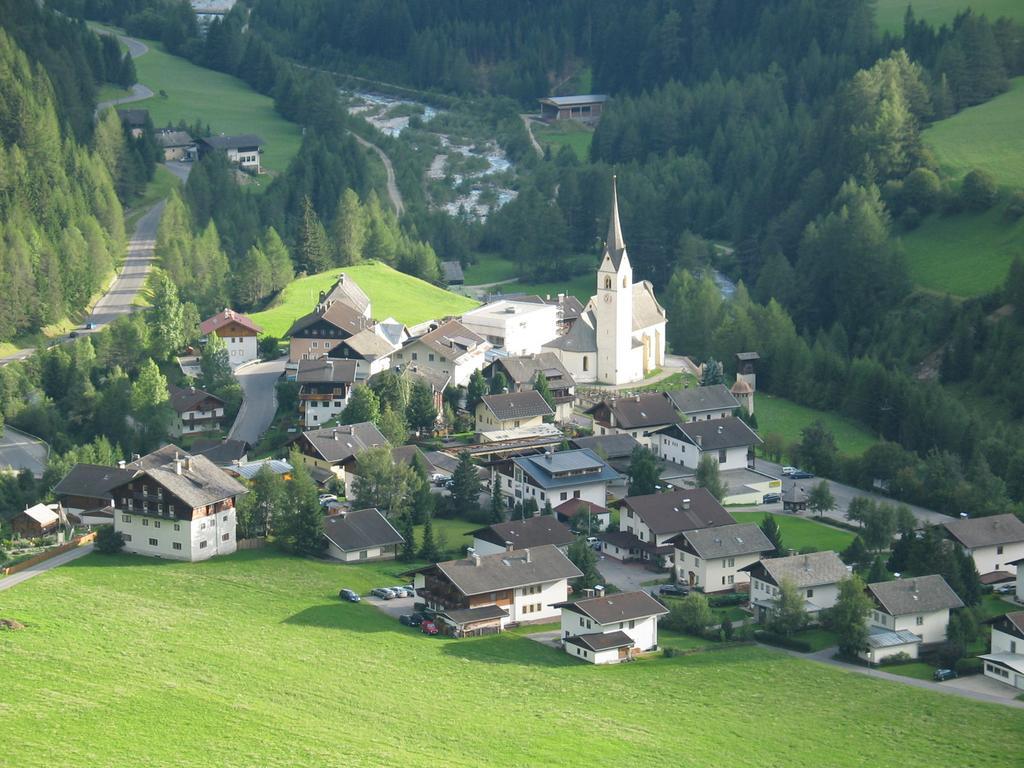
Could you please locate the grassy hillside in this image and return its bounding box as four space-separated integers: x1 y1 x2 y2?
130 38 303 173
533 120 593 162
731 512 856 553
875 0 1024 34
250 262 479 336
756 394 879 458
923 77 1024 187
1 550 1020 767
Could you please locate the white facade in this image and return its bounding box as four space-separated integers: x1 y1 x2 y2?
460 301 559 356
495 469 608 510
860 636 921 664
171 404 224 437
394 340 489 387
749 577 840 618
1018 567 1024 602
116 508 236 562
508 579 568 626
593 245 636 386
655 434 749 471
326 540 396 562
870 606 951 646
226 147 260 171
960 541 1024 576
675 549 761 593
222 334 258 367
303 395 349 428
559 611 659 653
984 628 1024 690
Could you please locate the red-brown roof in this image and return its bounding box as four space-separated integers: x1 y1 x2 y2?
200 308 262 335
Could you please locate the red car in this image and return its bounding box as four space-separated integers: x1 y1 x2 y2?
421 620 439 635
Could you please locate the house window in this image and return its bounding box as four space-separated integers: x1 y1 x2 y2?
560 492 568 501
718 448 727 463
412 352 418 361
359 550 368 560
1011 641 1017 654
725 557 735 568
582 357 588 372
428 353 435 362
148 538 158 547
154 521 161 528
997 545 1004 555
727 575 734 585
916 616 924 626
172 542 182 551
123 534 132 542
573 490 581 499
604 277 612 290
142 518 149 527
201 523 206 530
222 533 230 541
629 620 635 629
222 515 228 522
199 541 207 549
122 515 131 523
806 589 814 598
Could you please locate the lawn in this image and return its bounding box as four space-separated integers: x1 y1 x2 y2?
499 272 595 303
976 592 1019 621
883 661 940 681
922 77 1024 187
2 550 1021 767
792 627 839 652
129 38 303 173
249 262 479 336
876 0 1024 35
732 512 856 553
412 516 479 557
533 120 594 162
900 196 1024 297
756 394 879 458
635 371 700 392
463 252 520 285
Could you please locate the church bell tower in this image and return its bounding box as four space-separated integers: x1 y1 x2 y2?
595 176 634 384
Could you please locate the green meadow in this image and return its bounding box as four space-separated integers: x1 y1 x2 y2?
532 120 594 162
875 0 1024 34
731 512 856 553
756 394 879 458
1 550 1020 767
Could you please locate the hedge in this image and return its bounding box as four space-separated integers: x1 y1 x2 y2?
708 593 745 608
955 657 983 676
754 630 812 653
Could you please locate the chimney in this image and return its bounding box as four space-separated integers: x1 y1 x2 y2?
683 498 691 510
505 541 515 552
524 548 531 563
175 458 182 475
911 579 918 593
545 451 552 462
595 585 605 598
803 555 810 572
183 456 191 472
468 548 481 567
695 434 702 448
717 425 723 434
117 460 126 470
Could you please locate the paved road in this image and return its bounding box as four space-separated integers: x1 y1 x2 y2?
229 359 286 445
163 160 193 184
0 426 49 478
350 132 404 216
95 82 154 117
0 544 94 592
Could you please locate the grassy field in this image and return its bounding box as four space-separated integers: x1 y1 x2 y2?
250 262 479 336
500 272 595 303
2 550 1021 767
532 120 594 162
412 516 478 557
876 0 1024 34
901 199 1024 296
463 252 520 285
129 38 303 173
732 511 856 553
756 394 879 458
923 77 1024 187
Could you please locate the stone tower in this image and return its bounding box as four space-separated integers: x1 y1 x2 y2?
594 177 634 385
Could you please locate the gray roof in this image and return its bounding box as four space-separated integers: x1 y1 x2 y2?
320 273 372 316
631 281 666 331
565 630 634 652
323 508 404 552
783 483 809 504
570 433 640 460
587 392 679 430
942 514 1024 549
743 551 848 589
868 575 964 616
228 458 293 480
155 129 194 147
299 423 388 463
288 301 369 338
469 516 575 551
865 626 922 649
296 358 358 384
337 329 394 361
539 94 609 107
191 438 248 465
666 385 740 415
623 488 735 536
412 320 487 359
557 590 667 624
480 391 554 422
200 133 264 150
441 261 464 283
671 523 773 559
440 604 508 625
53 464 136 500
429 544 582 597
488 353 574 387
654 417 762 451
512 449 619 490
543 311 597 353
127 445 247 509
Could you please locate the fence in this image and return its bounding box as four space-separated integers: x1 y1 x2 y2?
1 531 96 576
236 537 267 551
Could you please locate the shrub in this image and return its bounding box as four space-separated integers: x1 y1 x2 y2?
662 647 678 658
954 657 983 676
961 169 998 211
93 525 126 555
899 206 921 231
707 593 745 608
1004 190 1024 221
878 651 912 666
902 168 942 214
754 629 812 653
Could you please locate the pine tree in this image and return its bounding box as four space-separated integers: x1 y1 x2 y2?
567 538 602 590
147 271 186 361
333 188 366 266
866 555 890 583
451 451 481 519
262 227 294 292
199 332 234 396
282 451 326 556
466 369 488 412
534 372 555 411
376 404 408 445
489 481 504 523
696 455 726 501
398 514 416 562
418 514 440 561
760 514 785 558
407 380 438 433
628 446 661 496
299 196 331 273
342 385 380 426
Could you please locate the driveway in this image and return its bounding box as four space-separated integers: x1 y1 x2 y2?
365 595 416 619
229 358 286 445
939 673 1023 700
595 556 663 593
163 160 193 184
0 425 49 478
0 544 94 592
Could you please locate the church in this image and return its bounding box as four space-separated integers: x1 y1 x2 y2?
543 177 666 385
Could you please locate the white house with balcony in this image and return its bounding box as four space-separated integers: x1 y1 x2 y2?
167 385 225 437
392 320 491 387
492 449 620 511
742 551 849 624
860 575 964 664
942 514 1024 583
652 416 762 471
668 523 773 593
555 590 668 664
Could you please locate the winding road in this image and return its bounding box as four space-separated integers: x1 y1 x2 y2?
350 132 404 216
92 27 153 116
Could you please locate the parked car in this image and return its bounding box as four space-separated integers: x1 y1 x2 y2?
762 492 781 504
781 466 797 476
659 583 689 597
408 611 427 625
421 620 439 635
371 588 395 600
933 668 957 682
84 322 96 330
318 493 338 506
399 614 420 627
388 585 411 598
585 536 601 550
338 588 360 603
788 469 815 479
443 478 456 490
994 583 1015 594
431 473 447 486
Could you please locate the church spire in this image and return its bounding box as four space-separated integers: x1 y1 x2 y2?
607 175 625 253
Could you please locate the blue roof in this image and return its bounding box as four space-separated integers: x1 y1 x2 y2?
512 449 620 490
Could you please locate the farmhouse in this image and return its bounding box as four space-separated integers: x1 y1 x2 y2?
585 392 679 447
394 320 492 387
866 575 964 647
556 590 668 664
117 108 148 137
942 513 1024 580
409 544 582 635
199 308 262 367
493 448 619 511
460 300 559 356
154 129 196 161
198 133 264 172
167 384 225 437
296 358 358 428
10 503 60 539
554 498 612 533
669 523 773 593
467 516 575 556
538 94 608 122
483 352 576 423
53 463 135 520
322 508 404 562
652 416 762 471
327 328 396 378
475 391 554 434
292 422 388 491
287 299 370 365
666 384 741 422
111 445 246 561
981 612 1024 691
743 551 849 623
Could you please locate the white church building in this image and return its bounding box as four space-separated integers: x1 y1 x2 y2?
543 178 666 385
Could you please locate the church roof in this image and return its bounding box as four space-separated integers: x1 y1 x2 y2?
631 280 666 331
543 311 597 354
604 176 628 272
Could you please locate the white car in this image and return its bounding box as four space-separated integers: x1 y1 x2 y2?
318 494 338 506
585 536 601 550
781 466 797 477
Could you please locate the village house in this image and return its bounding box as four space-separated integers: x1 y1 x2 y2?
327 328 396 378
199 308 262 367
154 128 196 162
117 108 149 137
323 508 404 562
408 544 582 636
981 611 1024 691
460 300 559 356
493 449 619 511
292 422 387 491
167 384 225 437
666 384 741 422
475 391 554 435
585 392 680 448
393 320 491 387
10 503 60 539
110 445 247 561
743 551 849 623
603 488 736 567
668 523 774 592
391 364 449 429
942 513 1024 582
538 94 608 122
554 498 612 533
483 353 577 423
652 416 762 471
296 358 358 428
286 274 372 365
861 575 964 663
197 133 265 172
570 433 640 476
1011 557 1024 602
53 463 136 523
467 516 575 557
555 589 668 664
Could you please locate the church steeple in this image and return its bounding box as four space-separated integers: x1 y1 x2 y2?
604 175 629 272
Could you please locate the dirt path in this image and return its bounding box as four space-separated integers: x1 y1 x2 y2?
520 114 544 157
350 132 404 216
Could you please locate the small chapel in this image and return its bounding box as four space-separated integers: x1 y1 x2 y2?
543 177 666 385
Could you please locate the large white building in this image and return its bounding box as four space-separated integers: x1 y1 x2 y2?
393 320 492 387
461 300 559 356
543 178 666 385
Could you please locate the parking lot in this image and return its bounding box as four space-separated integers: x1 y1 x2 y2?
594 555 665 593
365 594 416 619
